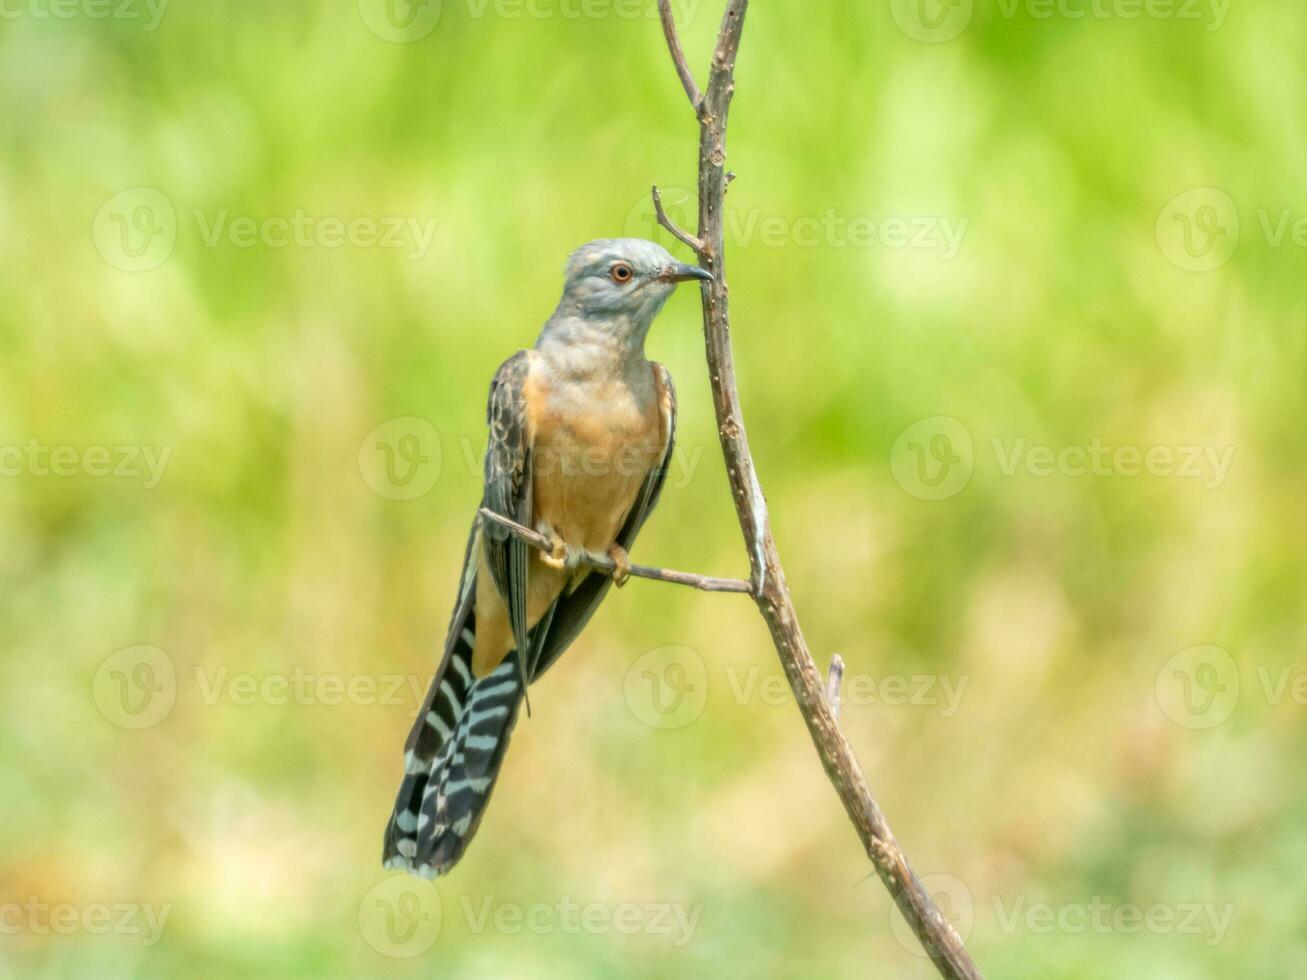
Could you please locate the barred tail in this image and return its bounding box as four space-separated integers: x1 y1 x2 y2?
382 612 526 879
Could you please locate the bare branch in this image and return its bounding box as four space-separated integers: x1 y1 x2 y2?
478 508 752 594
655 3 986 977
651 185 705 254
656 0 702 110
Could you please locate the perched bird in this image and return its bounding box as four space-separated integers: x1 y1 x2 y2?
383 238 712 878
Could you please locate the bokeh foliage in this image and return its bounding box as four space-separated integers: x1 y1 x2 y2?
1 0 1305 976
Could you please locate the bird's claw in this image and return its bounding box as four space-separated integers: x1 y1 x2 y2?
607 544 632 588
539 532 571 571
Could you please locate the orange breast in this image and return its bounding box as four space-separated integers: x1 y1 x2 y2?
527 371 663 553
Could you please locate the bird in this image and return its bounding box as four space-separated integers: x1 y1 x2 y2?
383 238 712 878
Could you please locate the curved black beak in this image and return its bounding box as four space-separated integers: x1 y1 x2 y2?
659 263 714 284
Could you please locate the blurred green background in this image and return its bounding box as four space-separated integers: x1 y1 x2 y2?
2 0 1305 976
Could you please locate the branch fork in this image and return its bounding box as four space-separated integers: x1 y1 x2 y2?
651 185 705 255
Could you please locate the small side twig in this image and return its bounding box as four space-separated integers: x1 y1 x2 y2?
478 508 752 594
652 185 705 254
826 654 844 720
656 0 702 110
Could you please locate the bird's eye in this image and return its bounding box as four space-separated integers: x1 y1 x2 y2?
610 263 634 283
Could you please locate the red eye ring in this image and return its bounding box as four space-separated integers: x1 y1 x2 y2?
611 263 634 283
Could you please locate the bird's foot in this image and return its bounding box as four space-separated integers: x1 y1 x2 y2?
538 530 571 571
538 528 587 572
606 544 632 588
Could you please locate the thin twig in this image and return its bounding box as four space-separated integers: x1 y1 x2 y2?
478 508 752 594
653 4 985 978
656 0 702 110
826 654 844 720
652 185 706 254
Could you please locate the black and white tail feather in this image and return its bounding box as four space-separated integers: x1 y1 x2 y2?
382 526 541 878
381 521 561 879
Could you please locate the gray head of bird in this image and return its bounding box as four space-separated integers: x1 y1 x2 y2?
551 238 712 341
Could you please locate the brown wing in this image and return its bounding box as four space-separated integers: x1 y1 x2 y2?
482 349 534 666
527 362 677 680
